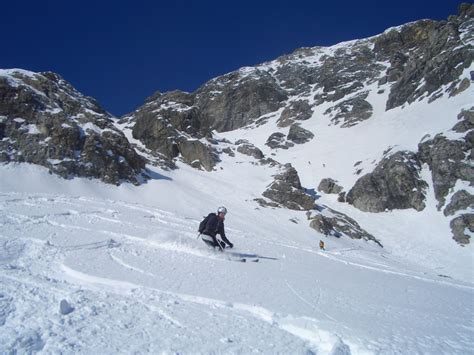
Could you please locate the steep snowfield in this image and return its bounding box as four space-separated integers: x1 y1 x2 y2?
1 23 473 354
1 155 473 353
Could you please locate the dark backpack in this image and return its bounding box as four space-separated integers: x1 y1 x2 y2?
198 213 214 233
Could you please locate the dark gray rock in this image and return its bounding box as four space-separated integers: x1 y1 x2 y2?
236 142 264 159
444 190 474 216
0 70 145 185
177 139 219 171
346 151 427 212
318 178 343 194
324 93 373 127
309 215 334 236
287 124 314 144
453 107 474 133
59 299 74 315
308 208 382 247
221 147 235 157
278 100 313 127
132 112 180 159
459 3 474 18
450 78 471 97
254 198 280 208
418 133 473 208
262 164 315 210
450 213 474 244
375 13 474 110
196 69 287 132
265 132 294 149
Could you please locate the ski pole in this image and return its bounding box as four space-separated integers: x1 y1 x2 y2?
215 235 224 251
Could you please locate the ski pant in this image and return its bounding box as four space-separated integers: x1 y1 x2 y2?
201 234 225 250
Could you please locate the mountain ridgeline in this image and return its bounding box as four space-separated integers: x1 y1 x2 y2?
1 4 473 244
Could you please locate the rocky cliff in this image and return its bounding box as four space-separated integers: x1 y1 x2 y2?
0 70 146 184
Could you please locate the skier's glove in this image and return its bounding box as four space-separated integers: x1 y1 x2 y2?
228 242 234 248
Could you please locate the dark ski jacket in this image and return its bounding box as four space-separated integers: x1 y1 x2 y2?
202 213 232 246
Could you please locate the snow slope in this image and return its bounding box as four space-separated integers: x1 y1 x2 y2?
1 19 473 353
1 158 473 354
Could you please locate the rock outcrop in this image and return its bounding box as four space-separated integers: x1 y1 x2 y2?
265 132 294 150
374 5 474 110
307 207 382 247
287 124 314 144
450 214 474 244
0 69 145 184
236 141 265 160
418 133 473 209
346 151 427 212
318 178 344 194
261 164 315 210
277 100 313 127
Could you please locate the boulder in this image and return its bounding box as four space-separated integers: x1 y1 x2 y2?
453 107 474 133
450 213 474 244
346 151 427 212
236 143 264 159
265 132 294 149
318 178 343 194
59 299 74 315
177 139 219 171
308 208 382 246
262 164 315 210
287 124 314 144
444 190 474 216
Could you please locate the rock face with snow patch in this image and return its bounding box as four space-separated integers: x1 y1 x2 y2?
307 207 382 247
374 5 474 110
443 190 474 217
177 139 219 171
262 164 315 210
236 142 265 160
416 106 474 244
450 214 474 244
346 151 427 212
0 70 145 184
195 69 288 131
119 89 221 171
418 133 473 210
287 123 314 144
324 93 373 127
277 100 313 127
265 132 294 150
318 178 344 194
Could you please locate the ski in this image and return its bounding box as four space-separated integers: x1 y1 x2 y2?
228 257 259 263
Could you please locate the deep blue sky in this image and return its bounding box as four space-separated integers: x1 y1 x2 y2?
1 1 460 116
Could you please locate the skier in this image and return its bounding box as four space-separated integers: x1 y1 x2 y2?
199 206 234 251
319 240 325 251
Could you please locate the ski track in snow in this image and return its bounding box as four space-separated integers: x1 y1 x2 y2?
1 192 473 354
